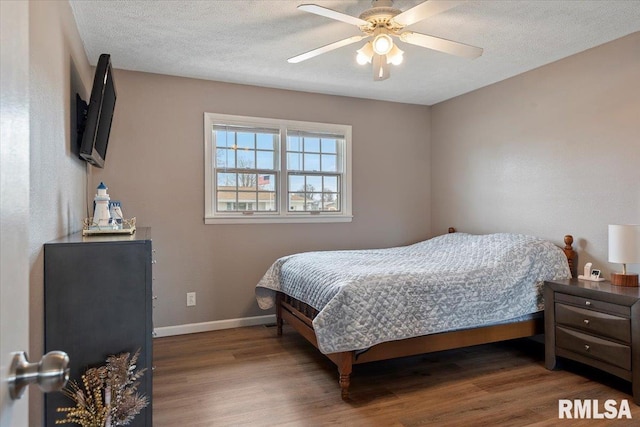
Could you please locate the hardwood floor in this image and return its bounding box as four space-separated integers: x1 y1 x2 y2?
153 325 638 426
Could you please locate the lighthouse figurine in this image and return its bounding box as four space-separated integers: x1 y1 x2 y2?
93 182 112 227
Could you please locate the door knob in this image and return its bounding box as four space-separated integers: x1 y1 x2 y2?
8 351 70 400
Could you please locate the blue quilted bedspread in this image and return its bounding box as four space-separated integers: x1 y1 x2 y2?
255 233 570 354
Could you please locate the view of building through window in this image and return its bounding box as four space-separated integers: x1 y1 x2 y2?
212 125 344 213
214 125 278 212
204 113 351 223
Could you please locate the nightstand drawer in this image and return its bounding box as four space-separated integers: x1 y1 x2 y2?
555 303 631 343
555 293 630 317
556 326 631 370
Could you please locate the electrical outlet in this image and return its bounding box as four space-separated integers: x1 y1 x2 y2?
186 292 196 307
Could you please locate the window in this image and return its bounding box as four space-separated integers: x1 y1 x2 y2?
204 113 352 224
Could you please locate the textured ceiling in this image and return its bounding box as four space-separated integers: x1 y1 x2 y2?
69 0 640 106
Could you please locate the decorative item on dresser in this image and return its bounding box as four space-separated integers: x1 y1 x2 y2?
44 228 154 426
544 278 640 405
257 228 575 398
609 224 640 287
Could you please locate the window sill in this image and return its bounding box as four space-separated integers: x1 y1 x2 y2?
204 215 353 225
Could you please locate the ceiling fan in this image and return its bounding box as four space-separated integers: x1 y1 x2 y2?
288 0 483 81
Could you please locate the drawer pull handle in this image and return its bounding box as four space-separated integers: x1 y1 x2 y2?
585 301 591 306
583 319 590 325
584 344 590 351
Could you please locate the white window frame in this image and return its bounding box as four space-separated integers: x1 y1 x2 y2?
204 113 352 224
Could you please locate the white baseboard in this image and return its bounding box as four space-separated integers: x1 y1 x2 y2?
153 314 276 338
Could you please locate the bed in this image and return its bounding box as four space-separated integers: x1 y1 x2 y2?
255 228 577 398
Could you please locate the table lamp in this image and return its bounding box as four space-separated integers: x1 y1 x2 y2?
608 224 640 287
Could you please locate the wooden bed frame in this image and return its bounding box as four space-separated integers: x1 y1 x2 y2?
274 229 577 398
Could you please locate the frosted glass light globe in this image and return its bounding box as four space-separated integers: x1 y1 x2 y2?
386 45 404 66
389 53 403 65
372 34 393 55
356 52 369 65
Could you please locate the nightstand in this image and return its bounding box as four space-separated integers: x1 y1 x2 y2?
544 278 640 404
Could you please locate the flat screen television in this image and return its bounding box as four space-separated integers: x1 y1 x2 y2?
77 54 116 168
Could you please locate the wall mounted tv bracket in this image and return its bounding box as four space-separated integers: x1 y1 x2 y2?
76 93 89 150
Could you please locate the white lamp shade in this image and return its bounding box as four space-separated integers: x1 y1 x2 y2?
608 224 640 264
386 44 404 65
356 42 374 64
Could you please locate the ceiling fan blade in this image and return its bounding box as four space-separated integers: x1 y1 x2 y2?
298 4 371 27
392 0 466 27
372 54 390 81
288 35 367 64
399 31 483 59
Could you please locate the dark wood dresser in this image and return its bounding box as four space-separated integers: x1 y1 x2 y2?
44 228 153 426
544 278 639 404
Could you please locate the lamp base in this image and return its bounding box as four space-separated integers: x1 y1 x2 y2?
610 273 639 287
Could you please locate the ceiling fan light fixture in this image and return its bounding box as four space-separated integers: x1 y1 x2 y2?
372 33 393 55
356 42 374 65
292 1 482 82
386 44 404 65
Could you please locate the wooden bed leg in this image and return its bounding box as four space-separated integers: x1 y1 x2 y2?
275 292 283 336
339 374 350 400
337 352 353 399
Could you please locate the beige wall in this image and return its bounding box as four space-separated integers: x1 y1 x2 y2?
27 1 92 425
92 73 431 327
431 32 640 278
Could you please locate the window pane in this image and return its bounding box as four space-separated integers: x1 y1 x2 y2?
257 174 275 191
308 193 323 211
257 133 276 150
304 137 320 153
216 191 237 211
289 175 304 191
288 135 301 152
236 132 255 149
304 153 320 171
257 192 277 211
321 154 337 172
321 139 337 153
237 173 257 190
256 150 275 170
217 172 236 189
237 149 255 168
288 193 306 211
291 186 309 200
306 175 322 191
323 175 338 192
238 192 257 209
323 193 340 211
288 152 302 171
215 130 233 148
216 148 236 168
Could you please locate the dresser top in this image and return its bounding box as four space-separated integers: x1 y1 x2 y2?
545 278 640 304
45 227 151 245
